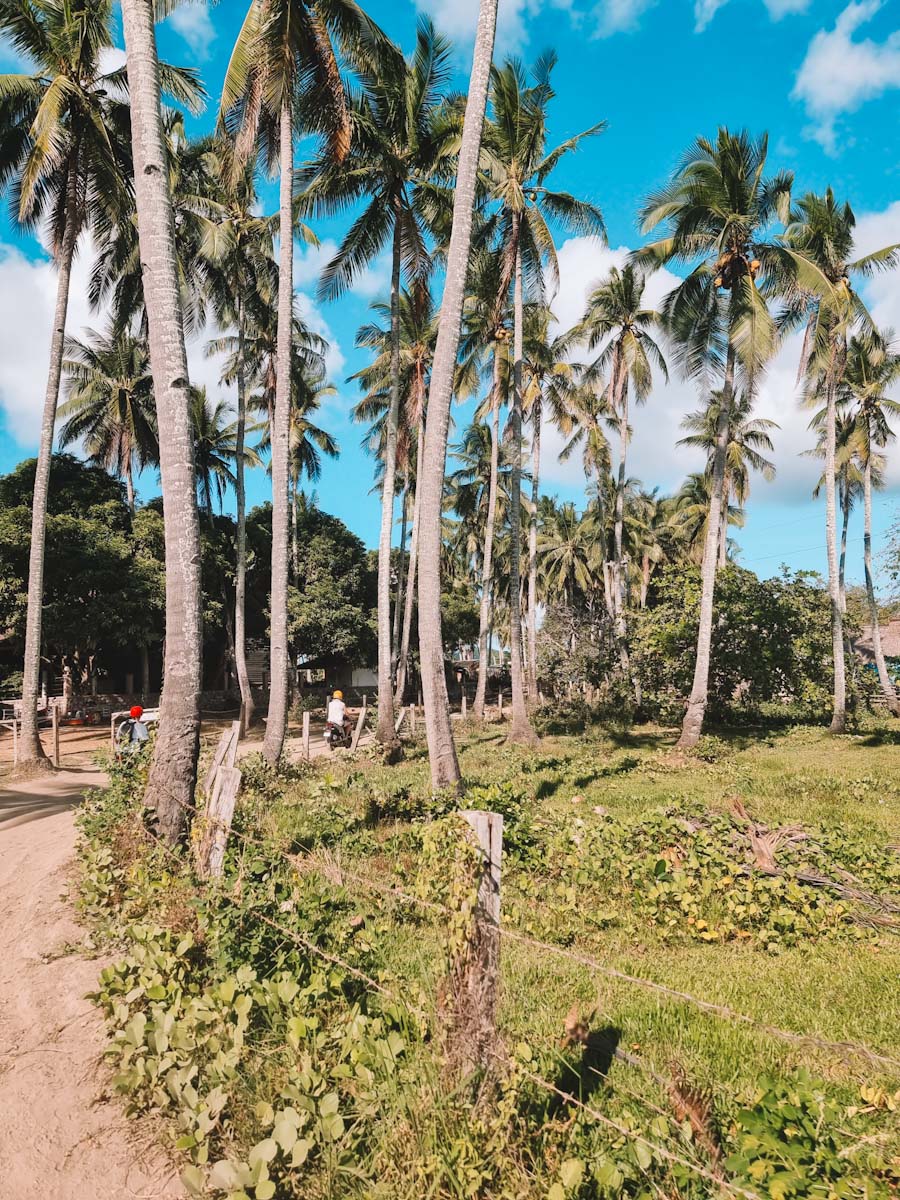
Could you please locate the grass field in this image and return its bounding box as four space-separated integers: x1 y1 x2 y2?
80 717 900 1198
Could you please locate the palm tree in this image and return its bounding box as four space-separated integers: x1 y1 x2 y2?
118 0 206 838
198 141 277 732
297 18 452 746
190 388 260 516
674 471 744 565
222 0 366 765
0 0 193 768
576 264 667 670
539 501 600 608
678 389 777 567
481 53 606 741
559 385 614 609
844 332 900 715
458 249 511 719
521 306 581 695
350 281 439 703
637 128 793 749
58 326 158 510
806 406 862 612
417 0 498 789
256 368 339 573
782 188 900 733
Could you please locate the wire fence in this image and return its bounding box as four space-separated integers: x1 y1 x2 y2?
126 766 900 1198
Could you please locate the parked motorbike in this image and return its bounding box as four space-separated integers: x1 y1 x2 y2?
325 720 352 751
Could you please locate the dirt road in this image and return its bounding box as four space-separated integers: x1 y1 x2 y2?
0 767 183 1200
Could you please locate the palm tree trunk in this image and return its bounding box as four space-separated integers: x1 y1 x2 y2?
395 425 425 706
527 396 541 698
375 206 404 746
17 158 80 768
640 552 650 609
717 476 729 568
124 457 136 513
392 477 408 674
678 346 735 750
474 348 502 720
234 316 254 731
863 454 899 715
824 351 847 733
121 0 202 838
613 369 630 675
838 474 850 613
263 96 295 764
417 0 497 788
507 233 536 744
291 468 299 579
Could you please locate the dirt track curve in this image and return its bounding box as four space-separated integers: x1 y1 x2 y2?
0 767 183 1200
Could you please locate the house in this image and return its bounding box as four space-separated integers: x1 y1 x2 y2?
854 617 900 664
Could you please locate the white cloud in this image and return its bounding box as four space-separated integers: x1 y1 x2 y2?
166 1 216 60
294 239 391 304
98 46 127 75
0 242 99 445
793 1 900 153
539 228 900 506
591 0 658 38
414 0 577 53
695 0 808 32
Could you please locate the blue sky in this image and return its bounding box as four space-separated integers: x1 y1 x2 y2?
1 0 899 587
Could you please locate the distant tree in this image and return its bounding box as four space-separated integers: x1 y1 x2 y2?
59 327 158 511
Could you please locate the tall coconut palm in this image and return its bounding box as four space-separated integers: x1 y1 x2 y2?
256 367 339 574
350 281 440 702
678 389 777 567
481 53 606 741
222 0 368 765
190 388 260 516
297 18 452 746
198 141 277 732
805 406 862 612
520 306 581 695
782 188 900 733
844 332 900 715
0 0 196 767
458 249 511 719
58 326 158 510
539 501 601 608
417 0 498 789
637 129 793 749
576 264 667 670
119 0 206 838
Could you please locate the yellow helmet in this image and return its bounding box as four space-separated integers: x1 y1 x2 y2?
333 690 343 700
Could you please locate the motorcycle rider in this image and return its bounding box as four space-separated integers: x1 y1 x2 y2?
326 690 352 741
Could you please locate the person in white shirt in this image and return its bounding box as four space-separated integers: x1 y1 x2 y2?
326 690 351 738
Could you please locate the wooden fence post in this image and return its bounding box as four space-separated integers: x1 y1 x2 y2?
51 702 59 768
350 695 367 751
12 713 18 765
302 710 310 760
498 690 503 719
461 692 467 719
445 809 503 1078
394 706 406 734
197 767 243 879
409 704 416 733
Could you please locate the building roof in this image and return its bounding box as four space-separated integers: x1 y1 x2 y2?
855 616 900 660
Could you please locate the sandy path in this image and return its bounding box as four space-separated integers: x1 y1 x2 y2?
0 767 183 1200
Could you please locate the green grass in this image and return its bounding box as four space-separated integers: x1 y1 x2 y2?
83 716 900 1197
265 719 900 1109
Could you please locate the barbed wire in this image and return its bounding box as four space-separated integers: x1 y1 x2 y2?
141 773 900 1074
495 1049 763 1200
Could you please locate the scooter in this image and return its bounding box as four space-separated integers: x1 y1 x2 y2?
324 720 352 751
